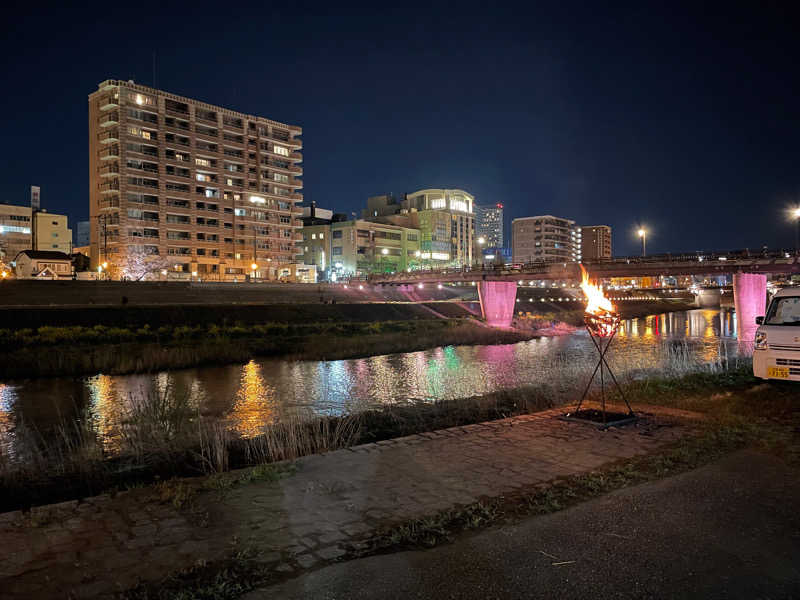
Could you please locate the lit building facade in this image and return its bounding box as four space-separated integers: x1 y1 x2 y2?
88 79 303 280
580 225 612 260
512 215 581 263
475 203 503 248
76 220 90 247
403 189 474 267
301 220 420 278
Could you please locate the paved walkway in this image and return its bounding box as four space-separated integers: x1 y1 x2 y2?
250 449 800 599
0 407 690 599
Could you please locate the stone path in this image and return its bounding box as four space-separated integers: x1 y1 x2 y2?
0 406 691 599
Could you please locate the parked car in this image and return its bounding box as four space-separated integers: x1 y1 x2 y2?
753 286 800 382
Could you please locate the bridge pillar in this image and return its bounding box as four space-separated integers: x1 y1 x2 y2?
477 281 517 328
733 273 767 346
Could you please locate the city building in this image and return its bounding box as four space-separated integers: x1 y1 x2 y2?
0 204 72 260
33 211 72 253
76 220 90 247
403 189 474 267
0 203 32 262
512 215 581 263
301 203 333 226
13 250 73 280
88 79 303 281
475 203 504 248
301 219 421 278
362 194 401 219
481 246 512 265
580 225 612 260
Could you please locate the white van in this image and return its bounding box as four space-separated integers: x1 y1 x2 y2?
753 286 800 382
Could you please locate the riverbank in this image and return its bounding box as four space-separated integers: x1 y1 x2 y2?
0 362 754 514
5 365 796 600
0 319 534 378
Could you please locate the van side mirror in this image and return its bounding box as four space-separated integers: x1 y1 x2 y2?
755 316 764 325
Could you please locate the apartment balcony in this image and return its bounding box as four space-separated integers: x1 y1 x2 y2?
284 137 302 149
289 151 302 162
98 130 119 144
99 164 119 177
290 179 303 189
100 95 119 111
99 112 119 127
288 193 303 201
293 233 304 241
99 181 120 194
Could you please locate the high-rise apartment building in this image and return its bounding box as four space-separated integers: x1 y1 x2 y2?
475 203 503 248
580 225 612 260
512 215 581 263
88 80 303 280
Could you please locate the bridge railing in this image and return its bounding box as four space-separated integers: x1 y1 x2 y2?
365 248 798 283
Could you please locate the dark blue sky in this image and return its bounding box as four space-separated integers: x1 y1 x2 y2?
2 1 799 255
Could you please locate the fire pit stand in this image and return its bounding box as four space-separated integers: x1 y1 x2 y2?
564 310 637 429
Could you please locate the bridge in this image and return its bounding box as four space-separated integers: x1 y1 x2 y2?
368 250 800 339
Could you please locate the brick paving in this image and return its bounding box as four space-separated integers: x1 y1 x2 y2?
0 406 692 599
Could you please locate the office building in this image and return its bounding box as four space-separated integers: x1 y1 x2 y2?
76 220 90 247
512 215 581 263
34 211 72 253
580 225 612 260
88 79 303 280
0 204 33 262
403 189 474 266
301 219 420 278
475 203 503 248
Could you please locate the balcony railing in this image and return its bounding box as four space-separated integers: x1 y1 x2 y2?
99 164 119 177
99 112 119 127
100 147 119 160
99 181 119 193
98 130 119 144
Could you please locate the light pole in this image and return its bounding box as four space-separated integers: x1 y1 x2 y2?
793 208 800 256
477 236 486 266
638 228 647 257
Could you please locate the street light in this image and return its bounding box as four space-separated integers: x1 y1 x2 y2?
250 263 258 281
792 207 800 255
637 228 647 257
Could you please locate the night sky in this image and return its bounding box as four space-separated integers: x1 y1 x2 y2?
2 2 799 255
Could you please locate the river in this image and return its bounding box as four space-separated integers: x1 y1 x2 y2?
0 309 742 458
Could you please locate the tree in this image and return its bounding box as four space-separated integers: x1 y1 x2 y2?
120 247 170 281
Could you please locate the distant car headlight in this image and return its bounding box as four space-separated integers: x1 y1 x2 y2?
754 332 768 350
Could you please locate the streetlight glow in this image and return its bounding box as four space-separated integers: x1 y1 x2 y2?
381 248 388 255
637 227 647 256
251 263 258 271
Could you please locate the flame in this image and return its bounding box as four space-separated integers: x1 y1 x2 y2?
580 264 614 315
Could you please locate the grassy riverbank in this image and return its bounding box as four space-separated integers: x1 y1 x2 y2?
0 319 534 378
0 358 757 514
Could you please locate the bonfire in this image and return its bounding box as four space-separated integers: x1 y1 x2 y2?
566 265 636 427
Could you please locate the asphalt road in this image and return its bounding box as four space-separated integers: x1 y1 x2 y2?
246 449 800 599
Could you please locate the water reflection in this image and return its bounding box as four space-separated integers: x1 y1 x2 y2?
0 309 741 458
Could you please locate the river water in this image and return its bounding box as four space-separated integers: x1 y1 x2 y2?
0 309 741 457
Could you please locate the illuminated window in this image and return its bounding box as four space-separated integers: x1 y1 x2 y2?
311 233 316 240
430 198 446 209
319 233 324 239
273 145 289 156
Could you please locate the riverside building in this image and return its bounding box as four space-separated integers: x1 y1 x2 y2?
88 79 303 280
580 225 612 260
301 219 420 278
475 203 504 248
512 215 581 263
